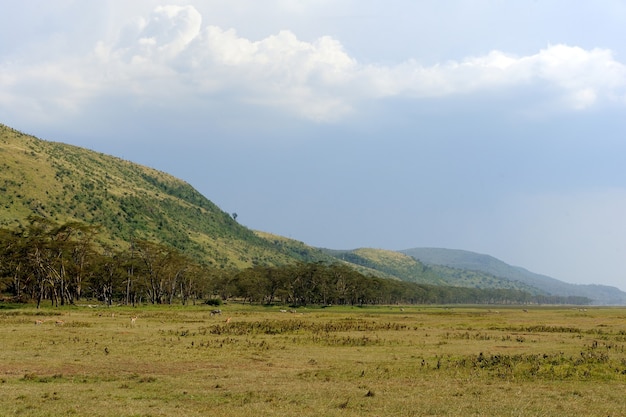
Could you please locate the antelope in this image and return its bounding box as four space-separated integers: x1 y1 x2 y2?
55 320 65 326
225 317 231 324
210 309 222 316
35 319 44 325
130 316 137 326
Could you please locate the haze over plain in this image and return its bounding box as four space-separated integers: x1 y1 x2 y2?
1 1 625 290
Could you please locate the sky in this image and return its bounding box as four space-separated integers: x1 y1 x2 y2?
1 1 626 291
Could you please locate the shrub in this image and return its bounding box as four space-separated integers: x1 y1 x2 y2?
205 298 222 306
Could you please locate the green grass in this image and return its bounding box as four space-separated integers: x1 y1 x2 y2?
2 304 626 416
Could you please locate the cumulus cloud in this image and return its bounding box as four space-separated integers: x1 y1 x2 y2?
361 45 626 109
2 4 626 123
124 5 202 62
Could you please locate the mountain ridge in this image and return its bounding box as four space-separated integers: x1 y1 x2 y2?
400 247 626 305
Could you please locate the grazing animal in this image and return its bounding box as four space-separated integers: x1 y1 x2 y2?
35 319 44 325
210 309 222 316
279 309 287 313
55 320 65 326
130 316 137 326
225 317 231 324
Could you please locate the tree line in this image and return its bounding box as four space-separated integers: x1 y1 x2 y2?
0 217 590 307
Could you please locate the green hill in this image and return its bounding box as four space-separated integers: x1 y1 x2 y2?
323 248 544 294
0 123 330 269
323 248 443 283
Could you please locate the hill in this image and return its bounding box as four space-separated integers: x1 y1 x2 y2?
322 248 441 283
0 123 331 269
401 248 626 305
323 248 548 295
0 123 615 305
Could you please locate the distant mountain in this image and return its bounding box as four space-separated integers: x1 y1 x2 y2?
324 248 550 295
400 248 626 305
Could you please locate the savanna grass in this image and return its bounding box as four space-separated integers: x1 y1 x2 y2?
1 304 626 416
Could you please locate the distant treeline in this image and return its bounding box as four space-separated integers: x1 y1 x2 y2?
225 264 591 306
0 217 591 307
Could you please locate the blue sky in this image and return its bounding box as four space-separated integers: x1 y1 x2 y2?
2 1 626 291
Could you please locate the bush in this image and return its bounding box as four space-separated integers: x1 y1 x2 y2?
205 298 222 306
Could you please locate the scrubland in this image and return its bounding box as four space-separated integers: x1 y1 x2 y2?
1 304 625 416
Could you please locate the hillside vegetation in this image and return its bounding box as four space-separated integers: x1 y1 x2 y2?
323 248 437 283
0 124 330 269
325 248 544 293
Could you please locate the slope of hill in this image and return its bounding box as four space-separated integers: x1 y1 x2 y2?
323 248 443 283
401 248 626 305
324 248 546 294
0 124 331 268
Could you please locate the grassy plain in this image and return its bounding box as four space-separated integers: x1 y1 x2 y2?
1 303 626 416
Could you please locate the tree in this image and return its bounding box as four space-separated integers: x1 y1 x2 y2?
163 250 189 305
134 240 174 304
64 222 99 302
179 263 210 305
89 248 126 306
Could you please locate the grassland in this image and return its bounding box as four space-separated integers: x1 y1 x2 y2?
1 304 626 416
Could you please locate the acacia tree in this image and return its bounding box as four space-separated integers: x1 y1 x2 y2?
260 265 291 305
89 247 127 306
40 221 100 305
0 228 30 300
64 223 99 302
14 216 60 308
212 269 238 302
333 264 358 305
163 250 189 305
133 240 190 304
134 240 170 304
179 263 205 305
298 262 324 305
230 268 266 304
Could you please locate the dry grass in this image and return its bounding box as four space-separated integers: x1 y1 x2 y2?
1 304 626 416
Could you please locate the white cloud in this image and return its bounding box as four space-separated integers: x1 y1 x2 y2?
135 5 202 60
531 44 626 109
362 45 626 109
2 4 626 123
